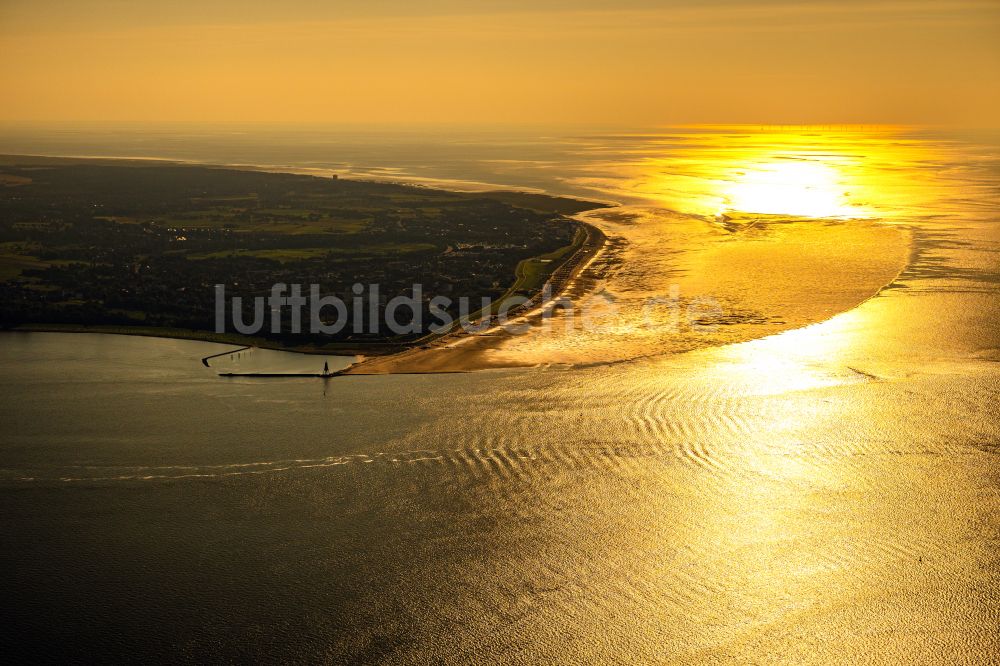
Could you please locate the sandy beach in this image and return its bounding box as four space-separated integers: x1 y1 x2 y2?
347 209 910 374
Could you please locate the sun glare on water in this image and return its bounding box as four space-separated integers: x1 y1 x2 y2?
623 128 916 219
721 160 860 218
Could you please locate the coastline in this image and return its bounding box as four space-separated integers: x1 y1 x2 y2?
343 220 608 375
1 216 612 364
343 217 609 374
1 155 914 376
2 216 914 380
347 214 912 374
0 155 612 360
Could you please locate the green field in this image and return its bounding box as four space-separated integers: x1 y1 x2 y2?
510 226 586 293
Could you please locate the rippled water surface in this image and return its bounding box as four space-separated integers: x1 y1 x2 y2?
1 127 998 662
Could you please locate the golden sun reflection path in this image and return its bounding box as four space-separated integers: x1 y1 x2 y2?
565 126 955 222
720 160 859 218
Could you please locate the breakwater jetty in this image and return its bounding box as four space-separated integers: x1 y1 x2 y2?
202 346 252 367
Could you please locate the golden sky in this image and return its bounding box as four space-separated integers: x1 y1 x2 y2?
1 0 998 125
